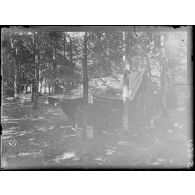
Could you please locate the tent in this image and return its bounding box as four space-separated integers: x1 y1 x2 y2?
91 69 147 130
58 69 147 131
91 69 146 101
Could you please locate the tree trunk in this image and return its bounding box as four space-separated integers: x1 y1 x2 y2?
40 79 42 94
31 81 35 102
160 35 168 118
168 58 177 109
10 37 17 98
69 36 73 66
33 34 39 109
49 84 51 94
123 32 131 132
13 48 18 98
165 34 177 110
52 46 57 94
68 35 74 79
123 72 130 131
44 78 47 94
33 62 39 109
160 66 168 118
25 84 28 93
82 32 88 138
64 33 66 65
96 32 101 68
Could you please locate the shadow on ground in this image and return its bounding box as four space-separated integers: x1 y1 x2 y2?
1 92 192 170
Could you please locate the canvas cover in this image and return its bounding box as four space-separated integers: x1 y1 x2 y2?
92 69 145 101
128 69 145 101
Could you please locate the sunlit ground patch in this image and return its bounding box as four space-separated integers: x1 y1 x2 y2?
63 134 76 138
2 135 12 139
2 121 18 124
29 138 36 141
30 141 40 146
94 156 107 162
106 146 116 150
3 130 15 136
102 131 118 135
118 141 131 146
4 129 32 137
3 118 20 122
174 123 183 129
2 115 9 120
16 131 28 136
54 151 76 163
6 154 17 158
18 151 43 158
2 127 18 136
43 142 49 147
151 158 173 166
177 107 186 112
31 118 39 121
37 127 47 132
59 126 65 128
5 97 14 101
135 147 147 151
34 126 48 132
29 138 41 146
37 116 45 120
167 129 173 133
51 113 60 116
105 149 115 155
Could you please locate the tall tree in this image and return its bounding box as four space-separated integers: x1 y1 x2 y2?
68 35 73 66
82 32 88 135
32 32 40 109
160 34 169 118
123 32 131 131
63 32 66 65
10 37 18 98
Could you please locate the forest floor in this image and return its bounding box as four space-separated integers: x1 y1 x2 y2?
1 85 192 170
